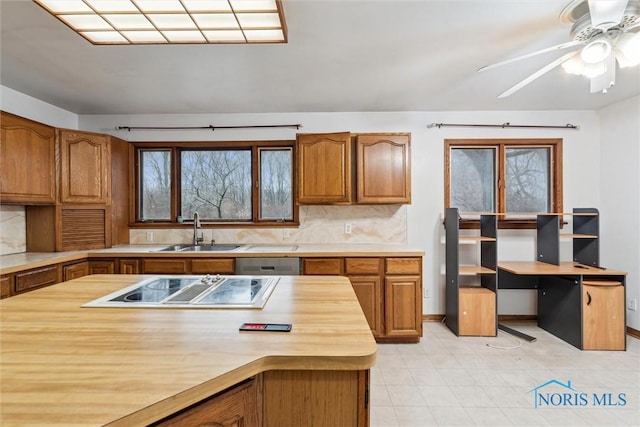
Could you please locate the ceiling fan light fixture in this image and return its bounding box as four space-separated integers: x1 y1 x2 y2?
582 60 608 77
614 32 640 67
580 38 612 63
561 54 586 74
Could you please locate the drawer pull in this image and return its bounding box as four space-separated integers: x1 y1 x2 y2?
586 291 592 306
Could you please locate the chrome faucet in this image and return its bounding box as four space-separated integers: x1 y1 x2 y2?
193 212 204 246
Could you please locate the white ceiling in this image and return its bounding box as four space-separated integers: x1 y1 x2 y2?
1 0 639 115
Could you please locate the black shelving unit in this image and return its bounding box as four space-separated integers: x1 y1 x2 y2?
444 208 497 336
536 208 600 266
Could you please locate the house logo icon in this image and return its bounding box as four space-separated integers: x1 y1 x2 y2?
528 379 627 409
528 379 583 408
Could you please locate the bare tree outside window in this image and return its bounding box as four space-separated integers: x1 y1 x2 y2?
140 150 171 220
445 139 562 228
259 148 292 220
450 148 495 212
506 147 550 212
181 150 252 220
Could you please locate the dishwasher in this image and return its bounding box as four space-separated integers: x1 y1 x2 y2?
235 257 301 275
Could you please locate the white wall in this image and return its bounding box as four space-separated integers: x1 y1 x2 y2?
1 85 78 129
81 109 602 316
598 95 640 330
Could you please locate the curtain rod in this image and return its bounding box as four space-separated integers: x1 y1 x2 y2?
427 122 579 130
116 124 302 131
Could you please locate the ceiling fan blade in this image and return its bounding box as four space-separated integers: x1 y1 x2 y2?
478 40 583 72
497 52 578 98
588 0 629 30
590 53 616 93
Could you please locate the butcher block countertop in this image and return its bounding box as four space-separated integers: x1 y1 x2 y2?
0 243 424 274
0 274 377 426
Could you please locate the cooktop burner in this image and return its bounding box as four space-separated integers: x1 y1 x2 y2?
83 275 279 309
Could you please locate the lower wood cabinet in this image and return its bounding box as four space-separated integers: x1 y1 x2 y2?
304 256 423 342
192 258 235 274
142 258 190 274
1 275 13 299
15 265 59 294
153 377 261 427
582 280 625 350
63 261 90 281
89 260 116 274
118 259 140 274
457 287 496 336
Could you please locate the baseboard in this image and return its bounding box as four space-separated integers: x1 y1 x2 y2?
423 315 640 340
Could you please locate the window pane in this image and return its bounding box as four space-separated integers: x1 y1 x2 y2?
140 150 171 220
450 148 495 212
505 147 550 212
181 150 252 220
259 148 293 220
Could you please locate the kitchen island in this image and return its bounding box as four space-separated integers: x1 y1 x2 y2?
0 274 376 426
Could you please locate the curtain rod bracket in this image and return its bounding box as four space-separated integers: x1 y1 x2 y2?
427 122 578 130
116 124 302 131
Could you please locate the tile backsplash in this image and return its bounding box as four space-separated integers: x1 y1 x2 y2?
0 206 26 255
130 205 407 245
0 205 407 255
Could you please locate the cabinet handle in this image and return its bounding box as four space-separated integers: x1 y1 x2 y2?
586 291 592 306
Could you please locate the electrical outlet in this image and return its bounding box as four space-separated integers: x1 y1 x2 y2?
282 229 290 239
344 223 352 234
424 288 431 299
627 298 638 312
146 231 154 242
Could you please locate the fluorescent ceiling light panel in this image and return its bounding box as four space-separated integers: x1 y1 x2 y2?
183 0 231 12
192 13 239 29
33 0 287 45
203 30 245 42
121 30 167 42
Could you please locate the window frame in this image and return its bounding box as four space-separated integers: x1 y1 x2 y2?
444 138 563 229
132 140 298 228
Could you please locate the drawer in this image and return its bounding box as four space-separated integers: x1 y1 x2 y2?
303 258 343 275
385 258 421 275
192 259 235 274
345 258 382 275
142 259 190 274
15 265 59 293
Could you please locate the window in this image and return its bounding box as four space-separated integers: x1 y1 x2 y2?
445 139 562 228
135 141 296 226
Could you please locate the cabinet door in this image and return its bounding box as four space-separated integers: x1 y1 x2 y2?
583 282 625 350
348 276 383 337
155 377 260 427
89 260 116 274
0 112 56 204
296 132 351 204
356 134 411 204
118 259 139 274
63 261 89 281
59 129 110 204
1 275 13 299
384 275 422 338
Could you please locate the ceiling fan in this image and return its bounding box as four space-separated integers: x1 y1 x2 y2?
479 0 640 97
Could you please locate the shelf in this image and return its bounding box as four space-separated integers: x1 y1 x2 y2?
561 234 598 239
459 266 495 275
459 236 496 242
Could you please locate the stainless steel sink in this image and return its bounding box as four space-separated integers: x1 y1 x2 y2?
155 244 242 252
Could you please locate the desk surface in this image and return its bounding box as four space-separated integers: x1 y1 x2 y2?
498 261 627 276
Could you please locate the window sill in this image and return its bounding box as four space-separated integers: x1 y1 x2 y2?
129 221 299 229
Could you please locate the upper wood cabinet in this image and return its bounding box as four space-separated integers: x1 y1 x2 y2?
356 133 411 204
59 129 111 204
0 112 56 204
296 132 352 204
296 132 411 205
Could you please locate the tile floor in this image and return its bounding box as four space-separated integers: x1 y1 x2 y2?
370 322 640 426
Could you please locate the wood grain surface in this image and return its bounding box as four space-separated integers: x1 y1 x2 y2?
0 274 376 426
